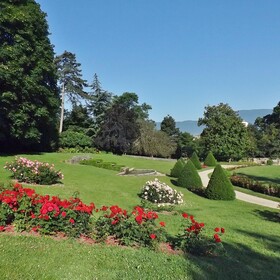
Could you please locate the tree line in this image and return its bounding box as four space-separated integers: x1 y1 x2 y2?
1 0 279 161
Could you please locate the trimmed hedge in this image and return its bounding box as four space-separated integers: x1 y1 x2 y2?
177 160 203 191
204 152 217 167
170 158 185 178
80 159 125 172
190 152 202 170
205 165 235 200
230 174 280 198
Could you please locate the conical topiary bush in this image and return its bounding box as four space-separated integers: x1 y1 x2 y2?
205 164 235 200
204 151 217 166
177 160 203 191
170 158 185 178
190 152 202 169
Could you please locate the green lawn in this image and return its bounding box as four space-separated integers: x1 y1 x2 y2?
234 165 280 185
0 153 279 280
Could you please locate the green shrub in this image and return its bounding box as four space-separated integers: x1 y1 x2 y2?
205 165 235 200
177 160 203 191
80 159 125 172
59 130 92 148
190 152 202 169
267 159 273 165
170 158 185 177
230 174 280 198
204 151 217 166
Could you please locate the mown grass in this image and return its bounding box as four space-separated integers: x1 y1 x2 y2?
0 153 279 280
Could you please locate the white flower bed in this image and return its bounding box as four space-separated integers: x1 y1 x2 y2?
140 178 183 205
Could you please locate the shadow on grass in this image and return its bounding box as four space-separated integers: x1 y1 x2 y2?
0 152 43 157
253 209 280 223
183 232 280 280
170 179 178 186
236 172 280 185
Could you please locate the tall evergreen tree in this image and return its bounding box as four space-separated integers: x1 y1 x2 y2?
160 115 180 137
55 51 88 133
87 73 112 135
0 0 60 151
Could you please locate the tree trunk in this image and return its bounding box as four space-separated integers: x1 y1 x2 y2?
59 82 65 134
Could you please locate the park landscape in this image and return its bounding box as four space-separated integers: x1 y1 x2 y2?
0 1 280 279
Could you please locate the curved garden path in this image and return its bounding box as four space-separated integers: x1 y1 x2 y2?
199 166 279 209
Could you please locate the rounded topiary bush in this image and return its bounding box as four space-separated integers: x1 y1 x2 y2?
170 158 185 178
190 152 202 169
177 160 203 191
204 151 217 166
205 164 235 200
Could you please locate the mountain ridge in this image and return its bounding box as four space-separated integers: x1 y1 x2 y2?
156 109 272 136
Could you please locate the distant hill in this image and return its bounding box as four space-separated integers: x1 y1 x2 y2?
156 109 272 136
237 109 272 124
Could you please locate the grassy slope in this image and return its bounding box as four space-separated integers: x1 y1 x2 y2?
0 153 279 280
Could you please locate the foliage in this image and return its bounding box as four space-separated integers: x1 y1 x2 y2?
190 152 202 169
198 103 251 161
253 102 280 158
177 160 203 191
4 157 63 185
205 165 235 200
87 73 112 136
94 205 166 248
0 183 94 237
59 130 92 148
132 120 176 158
0 0 60 152
63 104 94 136
55 51 88 133
95 93 150 154
58 147 99 154
230 175 280 198
160 115 180 137
204 151 217 166
267 159 273 166
177 132 198 158
80 158 125 172
174 213 226 256
139 178 183 205
170 158 185 178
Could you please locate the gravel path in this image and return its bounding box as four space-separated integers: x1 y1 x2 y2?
199 166 279 209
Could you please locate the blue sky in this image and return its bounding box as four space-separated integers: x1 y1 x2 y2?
37 0 280 121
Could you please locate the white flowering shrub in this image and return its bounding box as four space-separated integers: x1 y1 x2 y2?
140 178 183 205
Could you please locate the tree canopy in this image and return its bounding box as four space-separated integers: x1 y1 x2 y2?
0 0 60 151
198 103 250 161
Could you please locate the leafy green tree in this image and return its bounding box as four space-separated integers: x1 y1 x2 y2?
95 92 152 154
55 51 88 133
132 120 176 158
178 132 198 158
190 152 202 169
205 165 235 200
170 158 185 178
0 0 60 151
59 130 92 148
204 151 217 166
253 102 280 158
87 73 112 135
198 103 251 161
63 104 94 136
160 115 180 137
177 160 203 191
